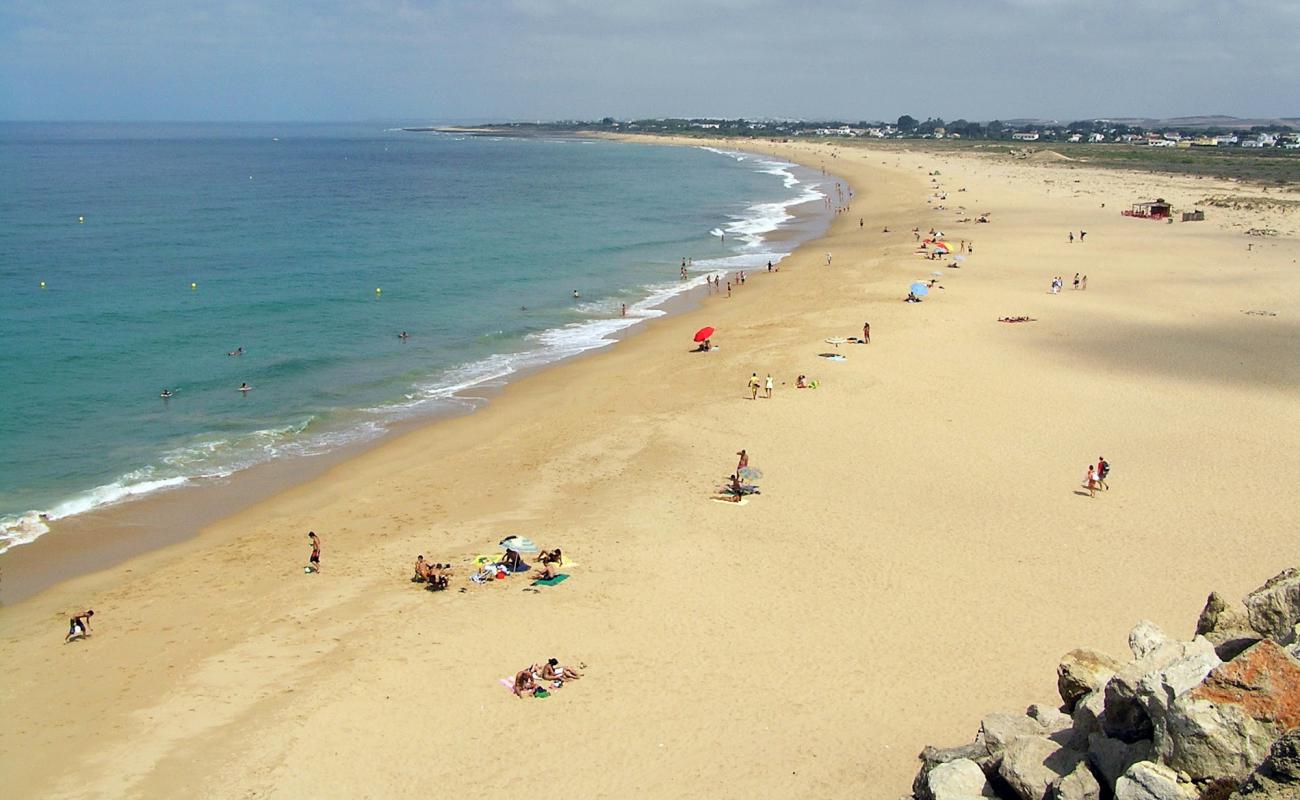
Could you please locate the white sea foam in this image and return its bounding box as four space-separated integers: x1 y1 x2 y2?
0 141 832 555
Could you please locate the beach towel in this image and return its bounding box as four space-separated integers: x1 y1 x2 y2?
532 574 570 587
710 497 749 505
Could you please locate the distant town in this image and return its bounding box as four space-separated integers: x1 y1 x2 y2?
466 116 1300 150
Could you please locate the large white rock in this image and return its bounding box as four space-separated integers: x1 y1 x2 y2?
925 758 996 800
998 735 1084 800
1244 568 1300 640
1113 761 1196 800
1129 621 1170 660
1050 760 1101 800
1103 636 1220 743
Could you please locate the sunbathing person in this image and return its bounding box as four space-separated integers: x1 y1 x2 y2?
500 549 526 572
512 668 540 698
537 549 563 580
796 374 807 388
426 562 450 590
540 658 583 684
413 555 431 582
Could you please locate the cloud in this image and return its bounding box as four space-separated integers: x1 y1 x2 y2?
0 0 1295 121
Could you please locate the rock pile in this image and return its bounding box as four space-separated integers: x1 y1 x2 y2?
907 569 1300 800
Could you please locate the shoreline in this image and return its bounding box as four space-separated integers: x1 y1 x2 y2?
2 136 1295 800
0 143 844 604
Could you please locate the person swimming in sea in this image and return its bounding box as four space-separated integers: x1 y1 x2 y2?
227 346 244 356
239 382 251 393
572 289 580 299
398 331 409 340
160 389 174 399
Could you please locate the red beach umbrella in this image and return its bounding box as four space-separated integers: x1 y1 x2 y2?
694 326 715 343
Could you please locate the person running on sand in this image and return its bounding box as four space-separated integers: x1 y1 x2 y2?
307 531 321 573
66 609 94 642
748 373 761 400
764 374 773 399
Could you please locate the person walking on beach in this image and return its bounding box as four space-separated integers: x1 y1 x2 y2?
863 322 871 344
1080 230 1087 242
1068 231 1075 244
1083 465 1099 498
1081 275 1088 290
307 531 321 573
748 373 761 400
65 609 94 642
764 374 773 399
1073 273 1080 290
1097 457 1110 491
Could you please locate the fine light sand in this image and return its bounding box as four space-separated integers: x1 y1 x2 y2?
2 139 1297 800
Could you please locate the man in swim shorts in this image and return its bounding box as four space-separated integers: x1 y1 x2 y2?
307 531 321 573
66 609 94 642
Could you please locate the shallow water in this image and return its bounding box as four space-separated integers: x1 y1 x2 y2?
0 123 828 549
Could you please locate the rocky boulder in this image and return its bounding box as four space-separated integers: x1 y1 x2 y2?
913 743 995 800
1087 732 1153 787
1058 649 1123 712
1113 761 1197 800
998 735 1085 800
1231 728 1300 799
1244 569 1300 641
1197 592 1263 661
980 712 1049 756
1103 630 1220 744
922 758 997 800
1161 640 1300 780
1050 761 1100 800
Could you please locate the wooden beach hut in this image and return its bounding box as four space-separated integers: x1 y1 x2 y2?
1123 199 1173 220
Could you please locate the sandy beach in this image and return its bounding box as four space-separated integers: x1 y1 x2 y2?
1 137 1297 799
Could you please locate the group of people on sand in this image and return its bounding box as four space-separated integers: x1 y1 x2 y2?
1049 274 1087 294
719 449 761 502
746 372 774 400
1082 457 1111 498
412 555 452 590
512 658 584 698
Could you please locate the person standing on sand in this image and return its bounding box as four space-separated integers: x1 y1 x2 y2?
1073 273 1080 290
1069 232 1074 244
863 322 871 344
736 450 748 475
307 531 321 573
726 282 732 298
1081 275 1088 290
748 373 761 400
764 374 773 399
65 609 94 642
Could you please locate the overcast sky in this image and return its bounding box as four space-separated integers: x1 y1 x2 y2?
2 0 1296 123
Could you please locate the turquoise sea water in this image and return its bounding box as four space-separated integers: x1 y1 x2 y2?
0 123 828 550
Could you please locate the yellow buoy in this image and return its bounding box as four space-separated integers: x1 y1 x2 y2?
191 282 197 289
375 287 382 294
40 281 46 288
78 216 84 223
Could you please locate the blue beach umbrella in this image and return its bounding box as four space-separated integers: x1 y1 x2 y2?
909 282 930 296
